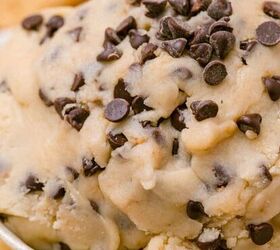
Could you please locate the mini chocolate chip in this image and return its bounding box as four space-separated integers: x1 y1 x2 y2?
172 67 193 80
236 113 262 135
90 200 100 213
65 107 90 131
116 16 137 39
260 165 273 183
46 15 64 37
240 39 257 51
210 31 236 59
189 43 213 66
186 200 206 220
196 229 223 250
104 28 121 46
107 132 128 150
157 16 191 40
262 75 280 101
142 0 167 18
59 242 71 250
256 21 280 46
170 104 187 131
263 1 280 19
104 98 130 122
52 187 66 200
190 22 212 45
241 57 247 65
65 167 79 180
190 100 219 121
82 157 103 177
203 61 227 85
208 20 233 35
213 165 230 188
39 89 53 107
97 43 123 62
25 175 44 193
129 30 150 49
54 97 76 119
132 96 153 114
152 129 164 144
162 38 187 58
207 0 232 20
172 138 179 155
168 0 190 16
68 27 83 42
248 223 274 246
140 43 158 64
22 15 43 31
71 73 85 92
114 79 134 104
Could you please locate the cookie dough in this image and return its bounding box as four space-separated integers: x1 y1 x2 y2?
0 0 86 27
1 0 280 249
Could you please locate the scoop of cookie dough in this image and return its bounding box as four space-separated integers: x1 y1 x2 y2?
1 0 280 249
0 0 86 27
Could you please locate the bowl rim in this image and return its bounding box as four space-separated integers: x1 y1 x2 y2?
0 222 33 250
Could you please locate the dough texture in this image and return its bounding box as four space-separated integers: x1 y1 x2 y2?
1 0 280 249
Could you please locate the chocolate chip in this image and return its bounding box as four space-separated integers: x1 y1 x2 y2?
157 16 191 41
152 129 164 144
172 138 179 155
104 28 121 46
260 165 273 183
90 200 100 213
189 43 213 66
39 89 53 107
97 43 123 62
241 57 247 65
142 0 167 18
262 75 280 101
210 31 235 59
22 15 43 31
190 22 212 45
190 0 211 16
71 73 85 92
162 38 187 58
236 113 262 135
256 21 280 46
52 187 66 200
213 165 230 188
25 175 44 193
129 30 150 49
107 132 128 150
114 79 134 104
46 15 64 37
104 98 130 122
203 61 227 85
54 97 76 119
59 242 71 250
170 104 187 131
129 0 142 5
172 67 193 80
82 157 103 177
190 100 219 121
65 107 90 131
116 16 137 39
240 39 257 51
207 0 232 20
65 167 79 180
248 223 274 246
132 96 153 114
168 0 190 16
196 229 223 250
263 1 280 19
140 43 158 64
186 200 206 220
68 27 83 42
208 20 233 35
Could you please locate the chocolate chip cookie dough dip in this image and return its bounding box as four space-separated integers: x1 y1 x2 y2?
1 0 280 249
